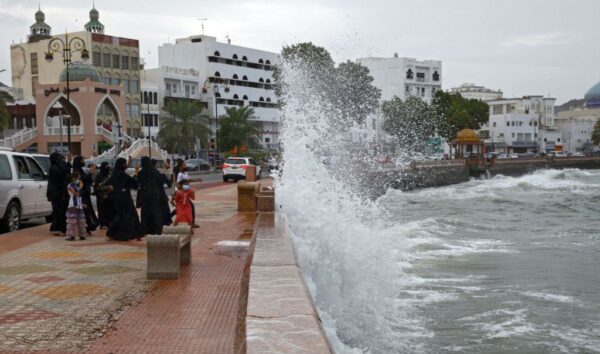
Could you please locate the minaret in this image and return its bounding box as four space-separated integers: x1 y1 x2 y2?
28 5 52 43
84 3 105 34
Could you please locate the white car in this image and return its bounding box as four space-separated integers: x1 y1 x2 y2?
222 157 261 182
0 148 52 232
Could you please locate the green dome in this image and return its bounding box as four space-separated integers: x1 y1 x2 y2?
59 61 102 83
584 81 600 107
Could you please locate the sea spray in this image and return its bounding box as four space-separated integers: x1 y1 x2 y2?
275 60 430 353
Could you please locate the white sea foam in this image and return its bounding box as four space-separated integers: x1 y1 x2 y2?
521 291 577 304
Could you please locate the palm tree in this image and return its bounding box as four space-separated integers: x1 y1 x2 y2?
0 90 14 134
157 100 211 155
219 106 261 154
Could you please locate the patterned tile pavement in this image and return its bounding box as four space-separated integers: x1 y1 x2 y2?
0 181 258 353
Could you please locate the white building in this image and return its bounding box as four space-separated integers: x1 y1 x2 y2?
157 34 280 150
554 80 600 152
482 96 557 154
450 83 502 101
140 80 160 138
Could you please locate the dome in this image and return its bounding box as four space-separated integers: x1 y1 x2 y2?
89 8 99 21
59 61 102 83
35 9 45 22
584 81 600 108
455 129 481 143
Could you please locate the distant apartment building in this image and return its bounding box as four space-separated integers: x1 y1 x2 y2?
481 96 557 154
140 80 160 139
156 34 280 149
10 6 142 136
450 83 503 101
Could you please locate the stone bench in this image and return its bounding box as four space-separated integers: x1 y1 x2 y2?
146 226 193 279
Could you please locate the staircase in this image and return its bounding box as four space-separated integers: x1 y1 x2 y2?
97 137 168 160
0 128 37 150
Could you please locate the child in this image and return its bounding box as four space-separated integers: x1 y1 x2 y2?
66 172 87 241
173 181 195 226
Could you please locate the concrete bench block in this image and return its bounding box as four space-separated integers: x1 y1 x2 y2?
215 240 250 258
146 234 191 279
256 195 275 212
162 225 192 235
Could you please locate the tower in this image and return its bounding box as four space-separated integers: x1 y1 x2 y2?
28 5 52 43
84 4 105 34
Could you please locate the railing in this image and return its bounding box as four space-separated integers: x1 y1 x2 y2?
44 125 83 136
95 125 113 141
0 128 37 148
125 138 169 160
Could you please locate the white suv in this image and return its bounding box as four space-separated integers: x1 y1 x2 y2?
222 157 261 182
0 148 52 232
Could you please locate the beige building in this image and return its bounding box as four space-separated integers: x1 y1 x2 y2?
10 6 142 136
450 83 503 101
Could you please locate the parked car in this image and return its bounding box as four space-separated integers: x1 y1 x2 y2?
572 152 585 157
126 158 172 183
31 154 51 174
185 158 210 172
222 157 261 182
0 148 52 232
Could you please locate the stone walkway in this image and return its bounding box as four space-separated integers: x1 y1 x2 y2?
0 182 256 353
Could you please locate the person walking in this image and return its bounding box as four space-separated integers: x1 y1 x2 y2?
47 152 70 236
65 172 87 241
173 181 195 226
152 159 172 226
137 156 163 235
94 162 113 229
72 156 98 234
106 158 143 241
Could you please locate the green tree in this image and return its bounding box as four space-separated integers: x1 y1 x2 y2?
592 119 600 146
0 90 14 133
157 100 211 155
431 91 489 140
219 106 261 154
382 96 437 151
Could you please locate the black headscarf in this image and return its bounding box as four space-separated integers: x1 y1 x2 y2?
72 155 85 173
99 161 110 176
114 157 128 171
49 152 63 166
141 156 152 169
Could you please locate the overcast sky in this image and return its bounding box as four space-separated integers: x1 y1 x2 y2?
0 0 598 104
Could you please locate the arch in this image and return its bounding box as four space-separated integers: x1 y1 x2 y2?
143 91 149 104
259 78 264 83
112 73 121 86
122 49 129 56
233 94 239 99
433 71 440 81
243 95 248 100
112 48 120 55
406 69 413 79
265 60 271 65
44 94 84 128
265 78 271 84
266 97 271 102
214 71 221 77
242 56 248 61
94 94 122 126
258 58 264 64
214 50 220 56
233 54 238 59
214 92 221 98
242 75 248 81
233 74 239 79
259 97 264 102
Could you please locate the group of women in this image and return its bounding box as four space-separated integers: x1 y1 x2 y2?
47 153 172 241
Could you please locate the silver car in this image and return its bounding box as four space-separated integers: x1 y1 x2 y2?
0 148 52 232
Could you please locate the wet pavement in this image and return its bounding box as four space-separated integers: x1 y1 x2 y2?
0 182 258 353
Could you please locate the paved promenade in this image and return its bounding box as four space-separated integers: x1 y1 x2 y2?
0 182 256 353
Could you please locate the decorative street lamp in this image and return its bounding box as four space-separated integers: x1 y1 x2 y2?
141 91 152 157
45 32 89 155
202 78 229 159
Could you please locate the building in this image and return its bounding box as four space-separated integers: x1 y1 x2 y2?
0 61 127 157
157 34 280 149
140 80 160 139
481 96 556 154
10 6 142 136
554 80 600 152
450 83 503 101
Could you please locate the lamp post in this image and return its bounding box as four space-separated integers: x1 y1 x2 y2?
45 32 89 155
202 78 229 162
141 91 151 157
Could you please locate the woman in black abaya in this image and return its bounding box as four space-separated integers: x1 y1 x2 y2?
106 158 143 240
94 162 113 228
137 156 163 235
46 152 70 235
72 156 98 233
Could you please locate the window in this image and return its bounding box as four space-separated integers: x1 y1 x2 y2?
266 97 271 102
406 69 413 79
103 52 111 67
534 121 538 127
124 79 130 93
432 71 440 81
126 103 131 117
243 95 248 100
265 60 271 65
13 156 31 179
26 157 44 180
421 87 425 96
30 53 38 75
112 54 120 68
242 75 248 81
266 79 271 83
233 74 239 79
0 155 12 180
557 138 561 142
259 78 264 83
242 56 248 61
153 92 158 104
416 72 425 80
259 97 264 102
122 56 129 70
144 92 148 104
130 80 138 94
214 51 221 56
506 122 510 127
512 133 515 138
214 71 221 77
112 77 121 86
233 94 239 99
492 105 503 115
265 137 270 143
493 122 496 127
214 92 221 98
233 54 238 59
131 57 139 70
405 85 410 93
93 51 101 66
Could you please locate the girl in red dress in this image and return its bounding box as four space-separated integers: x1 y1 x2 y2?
174 182 195 225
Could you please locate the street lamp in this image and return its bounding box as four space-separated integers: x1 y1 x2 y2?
141 91 151 157
45 32 89 155
202 78 229 160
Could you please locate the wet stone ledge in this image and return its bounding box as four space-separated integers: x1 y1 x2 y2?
246 213 332 354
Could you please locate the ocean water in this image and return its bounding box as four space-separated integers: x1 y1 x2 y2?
281 169 600 353
275 59 600 353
